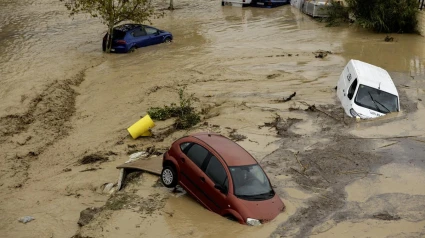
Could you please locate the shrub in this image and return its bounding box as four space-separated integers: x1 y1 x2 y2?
347 0 418 33
147 87 201 129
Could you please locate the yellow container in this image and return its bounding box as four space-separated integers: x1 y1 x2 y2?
127 115 155 139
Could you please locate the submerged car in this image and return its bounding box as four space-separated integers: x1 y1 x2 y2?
102 24 173 53
161 132 285 225
337 59 400 119
252 0 290 7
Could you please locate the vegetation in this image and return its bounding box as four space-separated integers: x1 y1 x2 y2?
148 87 201 129
320 1 350 27
324 0 418 33
60 0 163 52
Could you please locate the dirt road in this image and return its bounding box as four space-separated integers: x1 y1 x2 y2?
1 0 425 237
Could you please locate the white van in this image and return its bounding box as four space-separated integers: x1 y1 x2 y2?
337 60 400 119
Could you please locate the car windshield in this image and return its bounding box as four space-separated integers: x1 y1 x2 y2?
229 164 274 200
354 84 399 114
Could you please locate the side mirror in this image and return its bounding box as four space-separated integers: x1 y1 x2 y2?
214 184 227 194
155 30 160 35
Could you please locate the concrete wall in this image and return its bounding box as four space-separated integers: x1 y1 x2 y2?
418 11 425 36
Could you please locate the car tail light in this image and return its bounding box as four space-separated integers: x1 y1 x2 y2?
116 40 126 44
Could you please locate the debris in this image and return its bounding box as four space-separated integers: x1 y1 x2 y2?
79 154 108 165
77 207 102 227
278 92 296 102
267 74 280 79
103 183 115 193
229 129 247 142
79 168 98 172
18 216 35 224
146 146 162 156
300 101 347 125
384 35 394 42
313 50 332 58
127 114 155 139
63 168 72 172
127 151 148 163
373 212 400 221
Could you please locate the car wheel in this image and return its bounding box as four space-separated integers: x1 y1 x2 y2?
161 165 177 188
164 37 172 43
129 46 136 53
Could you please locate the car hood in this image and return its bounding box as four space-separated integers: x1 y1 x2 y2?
238 194 285 223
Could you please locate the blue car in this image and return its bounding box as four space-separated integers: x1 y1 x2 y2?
252 0 289 7
102 24 173 53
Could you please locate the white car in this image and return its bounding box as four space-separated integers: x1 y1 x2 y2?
337 59 400 119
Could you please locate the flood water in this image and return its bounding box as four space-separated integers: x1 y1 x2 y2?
1 0 425 238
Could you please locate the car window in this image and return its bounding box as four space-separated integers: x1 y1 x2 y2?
112 30 126 39
347 78 358 100
132 28 147 37
179 142 191 152
185 144 209 168
205 156 228 191
145 27 157 35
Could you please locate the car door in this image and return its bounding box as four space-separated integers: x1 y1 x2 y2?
344 78 358 113
179 143 217 211
131 28 149 47
145 27 162 45
201 154 230 214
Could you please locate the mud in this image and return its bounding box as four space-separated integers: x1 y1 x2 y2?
1 0 425 237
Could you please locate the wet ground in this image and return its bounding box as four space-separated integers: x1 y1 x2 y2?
1 0 425 237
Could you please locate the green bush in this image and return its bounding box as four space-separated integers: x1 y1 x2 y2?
147 87 201 129
347 0 418 33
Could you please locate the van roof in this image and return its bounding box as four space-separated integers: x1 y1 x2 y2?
350 60 399 96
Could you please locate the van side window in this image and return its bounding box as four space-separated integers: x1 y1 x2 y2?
347 79 358 100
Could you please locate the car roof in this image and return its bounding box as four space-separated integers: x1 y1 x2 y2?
189 132 257 167
114 24 148 32
350 59 399 96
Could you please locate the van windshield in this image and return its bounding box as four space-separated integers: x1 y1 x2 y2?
229 164 274 201
354 84 399 113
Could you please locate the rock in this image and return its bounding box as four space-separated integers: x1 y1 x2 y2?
18 216 35 224
77 207 102 227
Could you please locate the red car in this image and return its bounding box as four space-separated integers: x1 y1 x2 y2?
161 132 285 225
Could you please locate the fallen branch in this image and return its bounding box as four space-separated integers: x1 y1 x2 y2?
299 101 347 125
339 170 382 176
290 168 311 179
294 151 308 173
276 92 296 103
377 141 399 149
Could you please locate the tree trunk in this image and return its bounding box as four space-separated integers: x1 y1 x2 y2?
106 23 114 53
169 0 174 10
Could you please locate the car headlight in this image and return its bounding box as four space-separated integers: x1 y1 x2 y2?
349 108 359 117
246 218 261 226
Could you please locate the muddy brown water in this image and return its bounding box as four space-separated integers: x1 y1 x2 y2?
1 0 425 238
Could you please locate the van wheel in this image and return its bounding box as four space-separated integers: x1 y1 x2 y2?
161 166 178 188
164 37 172 43
129 46 136 53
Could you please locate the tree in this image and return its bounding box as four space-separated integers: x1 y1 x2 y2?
346 0 418 33
168 0 174 10
60 0 163 52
